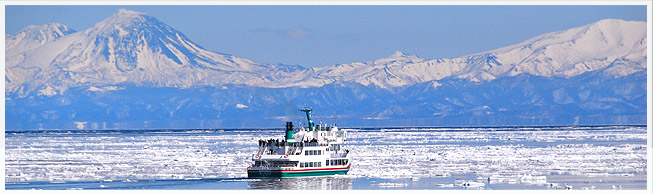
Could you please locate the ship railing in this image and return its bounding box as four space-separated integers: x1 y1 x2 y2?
296 142 327 147
256 147 264 156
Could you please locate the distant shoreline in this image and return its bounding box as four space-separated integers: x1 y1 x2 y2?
5 124 646 133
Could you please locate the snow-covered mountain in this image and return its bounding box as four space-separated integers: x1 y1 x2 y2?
6 23 77 94
5 9 647 94
297 19 647 89
5 9 647 129
5 9 304 96
6 23 76 54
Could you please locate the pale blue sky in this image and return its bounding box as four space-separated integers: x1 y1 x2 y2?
5 5 647 67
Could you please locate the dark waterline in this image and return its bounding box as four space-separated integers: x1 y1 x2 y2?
7 175 646 190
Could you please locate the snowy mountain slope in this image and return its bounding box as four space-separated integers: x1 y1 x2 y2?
297 19 646 89
5 9 646 94
5 23 76 92
5 9 304 96
307 51 467 89
480 19 647 78
6 71 645 129
5 23 76 55
4 9 647 129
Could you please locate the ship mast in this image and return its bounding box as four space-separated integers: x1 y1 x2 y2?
300 107 314 131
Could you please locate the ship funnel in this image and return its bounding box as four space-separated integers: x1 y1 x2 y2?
285 122 295 140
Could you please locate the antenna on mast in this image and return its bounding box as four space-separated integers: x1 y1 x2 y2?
300 107 314 131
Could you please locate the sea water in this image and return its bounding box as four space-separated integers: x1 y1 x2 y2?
4 126 647 190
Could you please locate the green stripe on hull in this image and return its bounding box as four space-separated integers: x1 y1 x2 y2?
248 169 349 178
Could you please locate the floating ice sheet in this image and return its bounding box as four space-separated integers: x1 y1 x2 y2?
5 126 647 189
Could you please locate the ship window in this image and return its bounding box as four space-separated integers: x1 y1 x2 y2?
318 162 321 167
318 150 321 155
300 163 304 168
309 162 314 167
326 160 329 166
344 159 347 165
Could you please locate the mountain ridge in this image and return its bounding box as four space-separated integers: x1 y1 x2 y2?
5 10 647 95
5 9 304 96
300 19 646 89
4 10 647 129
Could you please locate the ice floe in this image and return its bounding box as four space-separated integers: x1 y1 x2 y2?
5 126 647 190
